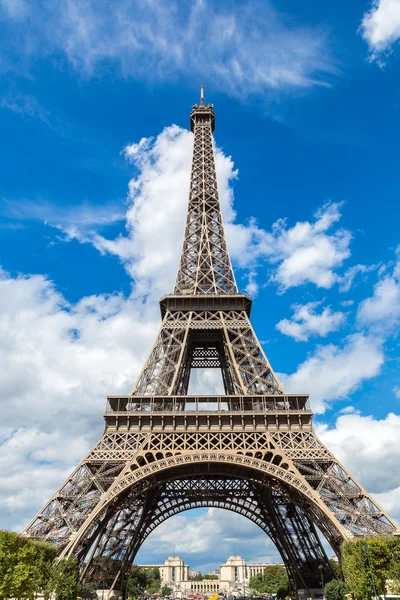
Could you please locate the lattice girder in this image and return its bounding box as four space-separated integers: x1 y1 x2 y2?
25 420 398 570
132 310 282 396
174 101 237 296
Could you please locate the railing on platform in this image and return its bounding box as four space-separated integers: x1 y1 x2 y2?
105 394 310 414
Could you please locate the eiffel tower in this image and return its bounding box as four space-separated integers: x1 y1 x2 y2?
24 88 399 597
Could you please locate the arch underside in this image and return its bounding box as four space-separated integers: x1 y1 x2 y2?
80 464 337 594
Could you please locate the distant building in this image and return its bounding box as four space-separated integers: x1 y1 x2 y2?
137 555 284 597
246 561 282 578
189 571 201 578
138 556 189 587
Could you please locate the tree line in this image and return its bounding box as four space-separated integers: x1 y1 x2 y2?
249 564 289 598
2 530 400 600
323 537 400 600
127 565 172 598
0 530 80 600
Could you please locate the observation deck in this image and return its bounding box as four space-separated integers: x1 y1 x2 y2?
104 394 313 433
159 294 252 318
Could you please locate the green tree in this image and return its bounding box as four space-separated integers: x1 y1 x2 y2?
0 530 24 597
324 579 348 600
35 542 59 600
127 566 149 599
0 530 57 600
249 565 288 595
204 574 218 580
388 537 400 594
146 567 161 594
329 559 343 579
55 556 80 600
161 585 172 597
11 543 39 600
342 537 400 600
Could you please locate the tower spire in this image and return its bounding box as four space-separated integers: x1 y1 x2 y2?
200 84 205 106
174 93 237 295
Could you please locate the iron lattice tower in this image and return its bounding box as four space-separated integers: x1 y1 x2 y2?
24 88 399 597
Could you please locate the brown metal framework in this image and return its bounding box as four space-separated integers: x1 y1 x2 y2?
23 89 399 596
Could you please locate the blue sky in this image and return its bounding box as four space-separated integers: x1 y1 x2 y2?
1 0 400 573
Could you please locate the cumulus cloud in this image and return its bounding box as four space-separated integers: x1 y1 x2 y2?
81 125 238 300
357 247 400 331
374 486 400 524
56 127 352 298
0 267 159 529
0 427 90 531
360 0 400 61
281 334 384 413
0 0 337 97
317 412 400 497
276 301 345 342
135 507 281 570
228 202 352 292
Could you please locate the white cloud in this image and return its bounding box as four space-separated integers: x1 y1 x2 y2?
1 1 337 97
0 267 159 529
135 507 281 570
280 334 384 413
276 301 345 342
228 202 352 292
360 0 400 61
0 197 124 227
357 247 400 331
0 427 90 531
0 93 52 125
244 271 259 298
82 125 238 300
393 386 400 399
338 263 377 293
340 299 354 307
316 412 400 497
374 486 400 524
56 129 352 298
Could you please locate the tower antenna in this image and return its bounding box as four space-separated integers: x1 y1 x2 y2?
200 85 205 106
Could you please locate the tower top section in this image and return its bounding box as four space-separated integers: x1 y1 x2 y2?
190 85 215 132
173 88 237 297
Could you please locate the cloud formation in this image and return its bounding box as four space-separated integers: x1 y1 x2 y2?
0 0 336 97
317 411 400 501
357 247 400 331
276 301 345 342
135 507 282 570
317 411 400 526
361 0 400 61
228 202 352 292
280 334 384 413
0 266 159 529
56 127 353 299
